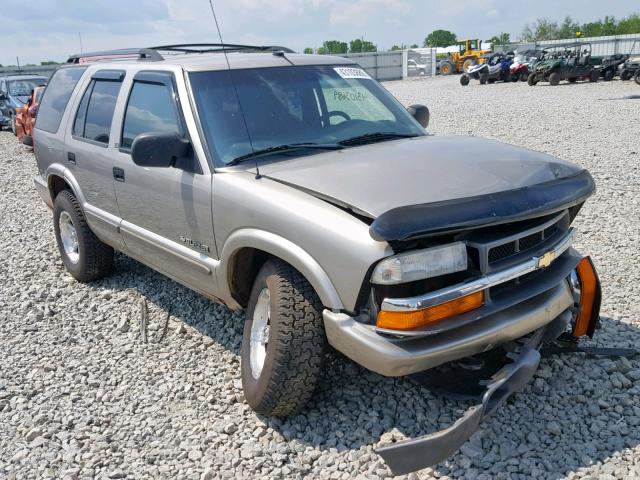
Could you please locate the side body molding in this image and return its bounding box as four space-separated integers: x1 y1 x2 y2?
219 229 344 311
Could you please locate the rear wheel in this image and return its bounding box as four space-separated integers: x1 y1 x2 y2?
53 190 114 282
603 69 614 81
520 70 529 82
635 71 640 86
440 61 455 76
589 70 599 82
459 74 470 86
527 73 538 86
549 72 561 86
620 70 631 81
241 259 327 416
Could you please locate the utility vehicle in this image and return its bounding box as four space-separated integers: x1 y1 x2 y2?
528 43 599 86
32 44 601 475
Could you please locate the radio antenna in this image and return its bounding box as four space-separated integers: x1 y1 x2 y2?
208 0 260 178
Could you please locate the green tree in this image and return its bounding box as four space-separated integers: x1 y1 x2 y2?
558 16 580 38
521 19 559 41
303 47 313 54
410 43 419 49
40 61 60 66
423 29 457 48
617 14 640 34
349 38 377 53
390 45 403 51
489 32 511 48
318 40 348 55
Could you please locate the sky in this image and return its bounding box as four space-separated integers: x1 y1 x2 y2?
1 0 638 65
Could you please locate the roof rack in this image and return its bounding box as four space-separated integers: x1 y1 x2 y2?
66 44 295 64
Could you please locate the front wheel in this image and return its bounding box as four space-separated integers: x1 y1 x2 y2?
53 190 114 282
460 74 470 86
241 259 327 416
603 69 614 81
589 70 599 82
520 70 529 82
527 73 538 86
620 70 631 81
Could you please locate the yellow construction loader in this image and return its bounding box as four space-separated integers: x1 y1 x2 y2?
439 39 492 75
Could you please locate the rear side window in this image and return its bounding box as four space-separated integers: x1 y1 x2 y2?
121 81 180 149
73 79 122 144
36 68 86 133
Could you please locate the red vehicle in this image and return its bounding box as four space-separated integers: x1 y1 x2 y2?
15 84 46 146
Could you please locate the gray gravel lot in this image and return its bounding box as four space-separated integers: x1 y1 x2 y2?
1 76 640 480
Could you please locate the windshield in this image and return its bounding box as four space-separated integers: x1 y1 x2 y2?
189 65 425 165
8 79 44 97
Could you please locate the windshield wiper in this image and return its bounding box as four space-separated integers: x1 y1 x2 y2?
338 132 418 146
227 143 344 166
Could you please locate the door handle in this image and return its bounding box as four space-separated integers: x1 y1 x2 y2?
67 152 76 164
113 167 125 182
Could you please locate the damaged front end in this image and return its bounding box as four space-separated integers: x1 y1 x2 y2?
375 256 602 475
323 169 605 475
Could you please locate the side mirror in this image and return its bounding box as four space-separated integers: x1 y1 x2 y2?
131 132 191 168
407 104 430 129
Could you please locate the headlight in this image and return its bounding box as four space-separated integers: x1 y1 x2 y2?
371 242 467 285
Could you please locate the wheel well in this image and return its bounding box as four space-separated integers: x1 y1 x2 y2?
49 175 71 199
228 248 272 308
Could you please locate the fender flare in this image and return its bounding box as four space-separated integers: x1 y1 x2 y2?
45 163 88 206
219 228 344 310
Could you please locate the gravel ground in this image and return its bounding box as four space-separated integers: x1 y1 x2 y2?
1 76 640 480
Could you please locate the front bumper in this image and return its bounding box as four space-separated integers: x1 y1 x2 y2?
376 310 570 475
323 246 580 377
324 280 574 376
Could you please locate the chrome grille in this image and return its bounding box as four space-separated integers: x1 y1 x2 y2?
466 211 570 274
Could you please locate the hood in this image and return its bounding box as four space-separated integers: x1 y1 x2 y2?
258 135 583 219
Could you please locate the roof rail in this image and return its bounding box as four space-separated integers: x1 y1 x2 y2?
66 44 295 64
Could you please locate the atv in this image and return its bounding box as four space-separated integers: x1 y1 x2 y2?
597 53 628 81
527 43 598 86
460 52 513 86
510 49 543 82
620 41 640 81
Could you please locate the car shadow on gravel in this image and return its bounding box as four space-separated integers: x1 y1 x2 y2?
97 255 640 478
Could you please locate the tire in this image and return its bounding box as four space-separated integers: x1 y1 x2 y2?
440 61 455 76
459 74 470 86
527 73 538 86
620 70 631 81
568 77 577 83
462 58 476 73
241 259 326 416
603 69 614 81
479 71 488 85
589 70 599 83
520 70 529 82
53 190 114 282
635 71 640 86
549 72 561 86
488 78 496 84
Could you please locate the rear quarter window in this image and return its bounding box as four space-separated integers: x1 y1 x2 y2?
36 67 87 134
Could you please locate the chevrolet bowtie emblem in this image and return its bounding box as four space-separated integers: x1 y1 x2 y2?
537 251 555 268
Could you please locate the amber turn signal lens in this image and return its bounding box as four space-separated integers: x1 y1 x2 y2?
572 256 601 337
377 291 484 331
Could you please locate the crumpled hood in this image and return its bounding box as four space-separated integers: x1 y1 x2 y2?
258 135 583 219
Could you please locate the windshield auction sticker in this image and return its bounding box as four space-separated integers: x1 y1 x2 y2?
334 67 371 79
